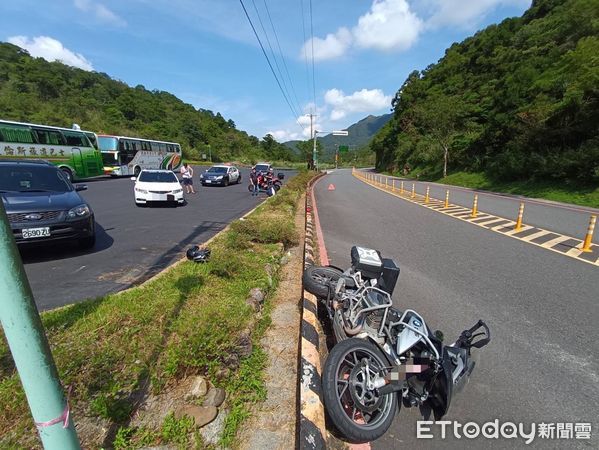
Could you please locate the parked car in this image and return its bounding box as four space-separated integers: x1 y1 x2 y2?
132 169 184 206
0 159 96 248
253 162 272 175
199 165 241 186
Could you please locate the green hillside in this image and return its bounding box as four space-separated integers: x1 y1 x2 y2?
0 42 294 163
372 0 599 184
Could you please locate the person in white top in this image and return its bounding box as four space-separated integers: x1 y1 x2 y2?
180 163 195 194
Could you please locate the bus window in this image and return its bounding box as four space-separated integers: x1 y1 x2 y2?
151 142 160 152
35 129 65 145
175 144 181 154
159 143 167 153
0 124 36 143
98 136 118 151
141 141 151 151
63 131 88 147
85 132 99 150
166 144 173 153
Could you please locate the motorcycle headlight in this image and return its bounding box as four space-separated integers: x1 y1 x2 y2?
173 189 183 194
135 188 148 194
67 204 91 219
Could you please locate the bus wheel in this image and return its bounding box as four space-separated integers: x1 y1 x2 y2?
134 166 141 177
61 168 73 182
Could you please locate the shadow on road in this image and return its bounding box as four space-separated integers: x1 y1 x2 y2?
19 222 114 264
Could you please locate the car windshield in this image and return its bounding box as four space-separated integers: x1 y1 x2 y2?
255 164 270 173
138 171 178 183
208 166 228 173
0 165 72 193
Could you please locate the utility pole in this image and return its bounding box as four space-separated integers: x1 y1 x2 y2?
0 202 80 449
306 113 317 170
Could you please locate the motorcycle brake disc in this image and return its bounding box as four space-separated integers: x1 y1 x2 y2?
348 360 384 413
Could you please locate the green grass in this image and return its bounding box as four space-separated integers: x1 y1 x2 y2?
384 170 599 209
0 170 316 449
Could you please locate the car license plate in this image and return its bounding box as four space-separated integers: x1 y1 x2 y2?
22 227 50 239
205 180 212 183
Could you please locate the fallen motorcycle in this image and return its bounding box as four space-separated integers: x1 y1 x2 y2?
303 246 491 443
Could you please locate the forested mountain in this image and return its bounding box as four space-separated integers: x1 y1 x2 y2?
284 113 392 161
0 42 294 163
372 0 599 183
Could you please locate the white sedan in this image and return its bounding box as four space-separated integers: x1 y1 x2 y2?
132 170 184 206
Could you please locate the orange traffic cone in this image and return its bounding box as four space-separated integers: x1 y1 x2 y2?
328 184 336 191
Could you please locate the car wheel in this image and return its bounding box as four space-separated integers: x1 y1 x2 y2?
79 234 96 250
223 177 229 187
237 174 242 184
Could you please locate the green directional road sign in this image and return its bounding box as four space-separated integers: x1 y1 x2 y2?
339 145 349 153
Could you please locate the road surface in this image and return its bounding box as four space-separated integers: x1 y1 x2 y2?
315 169 598 449
19 167 295 310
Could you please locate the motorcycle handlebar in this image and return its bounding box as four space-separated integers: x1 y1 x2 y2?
469 320 491 349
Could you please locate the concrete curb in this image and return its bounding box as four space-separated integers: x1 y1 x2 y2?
298 173 328 449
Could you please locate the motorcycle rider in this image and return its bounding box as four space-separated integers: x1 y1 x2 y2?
249 167 259 196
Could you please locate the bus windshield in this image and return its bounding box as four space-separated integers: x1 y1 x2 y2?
98 136 118 151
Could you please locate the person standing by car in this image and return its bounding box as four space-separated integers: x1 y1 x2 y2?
249 167 259 196
181 163 195 194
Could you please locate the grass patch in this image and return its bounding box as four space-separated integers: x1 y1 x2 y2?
0 170 317 449
384 170 599 209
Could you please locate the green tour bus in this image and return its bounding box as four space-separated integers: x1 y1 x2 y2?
0 120 104 181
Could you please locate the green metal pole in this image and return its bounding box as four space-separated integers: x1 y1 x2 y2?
0 201 80 449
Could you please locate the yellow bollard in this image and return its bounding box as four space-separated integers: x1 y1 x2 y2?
392 180 396 191
411 183 416 198
514 202 525 231
444 189 450 208
400 181 404 195
385 177 388 188
425 186 430 203
581 215 597 252
471 194 479 218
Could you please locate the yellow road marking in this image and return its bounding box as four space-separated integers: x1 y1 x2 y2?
353 173 599 267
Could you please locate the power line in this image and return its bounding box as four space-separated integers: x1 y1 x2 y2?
262 0 304 118
239 0 306 134
300 0 311 115
309 0 317 120
250 0 299 119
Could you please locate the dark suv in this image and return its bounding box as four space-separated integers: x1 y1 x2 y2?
0 160 96 248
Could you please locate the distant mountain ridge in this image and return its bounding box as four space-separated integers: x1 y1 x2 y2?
284 113 392 159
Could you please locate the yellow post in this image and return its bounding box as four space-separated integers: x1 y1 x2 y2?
515 202 525 231
385 177 388 188
425 186 430 203
392 180 396 191
411 183 416 198
444 189 450 208
581 215 596 252
400 181 404 195
471 194 479 218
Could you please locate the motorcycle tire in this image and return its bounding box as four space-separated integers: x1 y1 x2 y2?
302 265 343 298
273 182 281 192
323 338 397 443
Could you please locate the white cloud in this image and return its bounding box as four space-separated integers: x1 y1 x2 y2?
301 0 422 60
268 130 300 142
324 88 391 121
8 36 94 71
353 0 422 51
301 27 352 61
424 0 531 28
74 0 126 27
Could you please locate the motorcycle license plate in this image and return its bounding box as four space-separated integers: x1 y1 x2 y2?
22 227 50 239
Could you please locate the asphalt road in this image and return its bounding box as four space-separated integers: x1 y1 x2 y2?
18 166 295 310
315 169 598 449
363 170 599 245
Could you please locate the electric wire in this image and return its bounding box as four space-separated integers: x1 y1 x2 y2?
239 0 307 134
309 0 317 116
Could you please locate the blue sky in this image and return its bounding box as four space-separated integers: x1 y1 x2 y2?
0 0 531 142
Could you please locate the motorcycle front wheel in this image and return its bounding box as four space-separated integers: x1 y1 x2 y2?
323 338 397 443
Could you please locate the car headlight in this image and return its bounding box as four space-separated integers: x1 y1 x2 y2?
199 174 204 179
216 175 223 180
135 188 148 194
67 204 91 219
173 189 183 194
